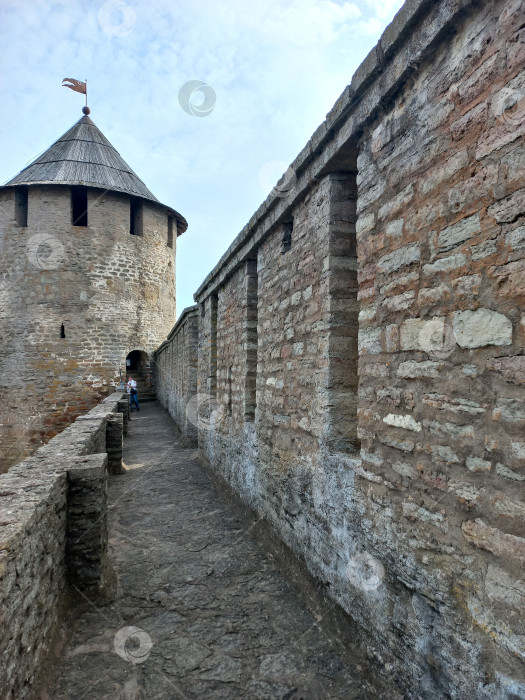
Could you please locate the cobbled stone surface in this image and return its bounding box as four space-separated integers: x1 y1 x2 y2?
49 402 386 699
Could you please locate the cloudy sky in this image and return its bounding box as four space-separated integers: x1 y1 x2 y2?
0 0 404 315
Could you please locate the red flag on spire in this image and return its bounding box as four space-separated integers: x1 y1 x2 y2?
62 78 87 95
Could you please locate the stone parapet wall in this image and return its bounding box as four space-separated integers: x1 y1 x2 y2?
0 391 126 699
156 305 199 443
158 0 525 696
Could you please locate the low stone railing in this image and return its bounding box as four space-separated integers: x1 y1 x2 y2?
0 391 128 700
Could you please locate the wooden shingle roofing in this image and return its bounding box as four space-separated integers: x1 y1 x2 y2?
2 115 187 233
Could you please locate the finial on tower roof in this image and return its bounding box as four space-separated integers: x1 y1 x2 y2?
82 106 91 115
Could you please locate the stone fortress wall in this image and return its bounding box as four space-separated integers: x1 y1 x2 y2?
156 0 525 696
0 185 177 471
156 304 199 443
0 391 127 700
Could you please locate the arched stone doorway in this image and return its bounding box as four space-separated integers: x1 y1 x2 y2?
125 350 157 402
125 350 153 388
126 350 148 373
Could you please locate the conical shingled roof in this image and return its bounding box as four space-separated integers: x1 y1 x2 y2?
3 115 187 233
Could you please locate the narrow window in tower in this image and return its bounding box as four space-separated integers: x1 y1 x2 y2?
167 216 174 249
71 186 88 226
14 186 28 227
281 220 293 253
60 324 66 338
130 198 143 236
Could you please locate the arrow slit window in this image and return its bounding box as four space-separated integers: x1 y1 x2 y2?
71 186 88 226
130 198 143 236
15 187 28 227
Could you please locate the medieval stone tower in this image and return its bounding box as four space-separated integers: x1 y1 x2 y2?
0 109 187 471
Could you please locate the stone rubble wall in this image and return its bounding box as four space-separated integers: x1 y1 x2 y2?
0 391 126 699
0 186 176 472
156 0 525 696
156 305 199 443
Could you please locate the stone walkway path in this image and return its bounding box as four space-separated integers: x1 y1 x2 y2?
50 402 386 699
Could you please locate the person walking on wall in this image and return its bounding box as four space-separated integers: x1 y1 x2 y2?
127 376 140 412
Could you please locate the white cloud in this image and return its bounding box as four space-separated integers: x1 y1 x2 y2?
0 0 406 312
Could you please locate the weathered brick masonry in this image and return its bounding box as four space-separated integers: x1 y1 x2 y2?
0 392 126 699
157 0 525 697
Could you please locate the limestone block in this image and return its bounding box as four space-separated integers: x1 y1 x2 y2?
471 239 497 260
383 413 422 432
419 150 469 195
402 501 448 533
378 183 414 220
423 394 485 414
466 457 492 472
423 254 467 275
358 327 382 355
506 225 525 249
386 219 404 237
462 519 525 563
391 461 415 478
380 270 418 296
496 463 525 481
418 285 449 304
476 115 525 161
377 243 420 274
423 420 474 438
356 213 375 234
488 188 525 223
438 213 480 252
485 565 525 608
381 290 415 312
453 274 481 296
453 309 512 348
378 434 415 452
511 442 525 459
359 362 390 377
397 360 443 378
